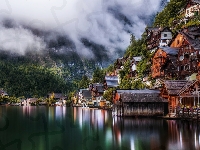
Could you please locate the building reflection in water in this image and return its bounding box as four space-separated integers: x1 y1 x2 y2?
55 106 66 119
70 107 200 149
112 116 122 146
167 120 200 150
19 106 200 149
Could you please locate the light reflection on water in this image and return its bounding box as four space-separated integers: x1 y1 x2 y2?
0 106 200 150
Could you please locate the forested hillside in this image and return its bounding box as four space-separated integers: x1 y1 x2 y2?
0 49 99 97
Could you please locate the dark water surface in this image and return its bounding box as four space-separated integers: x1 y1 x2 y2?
0 106 199 150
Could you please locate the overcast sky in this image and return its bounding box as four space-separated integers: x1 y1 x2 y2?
0 0 164 58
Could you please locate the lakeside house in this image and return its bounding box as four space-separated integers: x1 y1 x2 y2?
109 25 200 117
113 89 168 116
161 79 199 114
89 83 104 106
23 98 38 106
0 89 8 97
80 89 92 105
47 93 67 106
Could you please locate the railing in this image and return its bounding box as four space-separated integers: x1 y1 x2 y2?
176 106 200 120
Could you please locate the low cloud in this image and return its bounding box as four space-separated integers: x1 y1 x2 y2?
0 24 46 55
0 0 165 60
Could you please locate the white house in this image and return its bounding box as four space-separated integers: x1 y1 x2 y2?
185 0 200 18
23 98 38 106
159 27 172 47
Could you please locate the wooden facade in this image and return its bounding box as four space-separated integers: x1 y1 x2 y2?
146 27 172 51
151 26 200 80
146 27 161 51
170 27 200 79
151 47 178 79
161 80 199 114
114 90 168 116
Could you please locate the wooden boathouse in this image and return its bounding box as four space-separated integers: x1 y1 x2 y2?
114 89 168 117
161 79 200 116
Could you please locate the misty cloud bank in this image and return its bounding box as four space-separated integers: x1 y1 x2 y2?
0 0 166 61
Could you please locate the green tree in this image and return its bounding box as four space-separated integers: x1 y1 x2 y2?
124 34 147 58
78 75 90 89
131 79 145 89
105 64 115 75
119 75 132 89
92 67 105 83
103 88 114 103
0 61 68 97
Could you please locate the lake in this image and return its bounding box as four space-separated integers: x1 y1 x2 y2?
0 106 199 150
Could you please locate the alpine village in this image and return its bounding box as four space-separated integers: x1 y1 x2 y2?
1 0 200 120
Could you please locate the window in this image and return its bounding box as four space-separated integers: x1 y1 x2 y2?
164 34 167 37
177 40 179 45
184 65 190 71
180 66 184 71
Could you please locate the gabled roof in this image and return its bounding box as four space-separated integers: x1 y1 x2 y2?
117 89 160 94
159 46 179 55
117 89 167 102
105 76 119 87
82 90 92 98
170 26 200 50
161 27 172 33
181 31 200 50
164 80 196 95
89 83 104 93
179 80 197 95
192 0 200 4
132 56 142 62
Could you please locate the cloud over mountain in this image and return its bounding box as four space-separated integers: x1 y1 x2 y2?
0 0 166 61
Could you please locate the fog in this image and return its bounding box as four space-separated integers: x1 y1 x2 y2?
0 0 166 59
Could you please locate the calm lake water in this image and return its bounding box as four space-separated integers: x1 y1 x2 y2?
0 106 199 150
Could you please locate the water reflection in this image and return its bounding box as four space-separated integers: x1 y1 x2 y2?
0 106 200 150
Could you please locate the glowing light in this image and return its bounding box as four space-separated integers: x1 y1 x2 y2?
130 137 135 150
195 131 197 148
106 129 112 142
180 131 182 149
